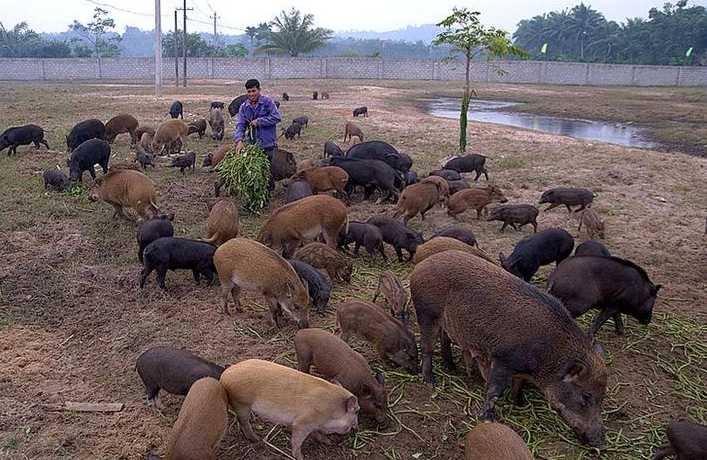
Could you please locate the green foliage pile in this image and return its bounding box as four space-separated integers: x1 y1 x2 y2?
215 145 270 213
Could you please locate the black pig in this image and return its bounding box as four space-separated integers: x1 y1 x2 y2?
433 225 478 247
367 215 423 262
430 169 462 181
353 106 368 117
228 95 247 118
324 140 344 157
447 179 470 195
66 119 106 152
285 180 314 203
500 228 574 281
0 124 50 155
653 419 707 460
140 237 216 289
329 157 400 203
169 100 183 119
443 153 489 181
292 116 309 129
540 187 594 213
487 204 539 232
136 214 175 262
68 138 111 182
169 151 196 175
282 122 302 140
338 221 387 260
288 259 332 313
575 240 611 257
43 169 70 191
404 170 418 186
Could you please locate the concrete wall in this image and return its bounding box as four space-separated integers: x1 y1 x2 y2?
1 57 705 87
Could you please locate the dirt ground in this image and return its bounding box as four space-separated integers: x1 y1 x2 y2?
0 79 705 460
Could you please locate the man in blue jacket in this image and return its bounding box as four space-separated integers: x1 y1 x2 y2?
233 78 282 160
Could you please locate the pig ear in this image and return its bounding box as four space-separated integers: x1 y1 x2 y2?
563 359 588 383
345 395 359 413
499 252 506 264
375 372 385 386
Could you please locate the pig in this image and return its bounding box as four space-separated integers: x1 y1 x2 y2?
187 118 207 138
285 180 314 203
258 195 348 258
297 159 316 172
135 145 155 170
88 168 159 220
135 346 225 406
413 236 497 266
136 214 175 262
68 138 111 182
275 100 281 108
43 169 70 191
270 148 297 182
220 359 359 460
336 300 419 373
575 240 611 257
202 143 229 168
294 242 353 283
430 169 462 181
321 91 330 100
204 199 239 246
214 238 310 326
140 237 217 289
312 91 319 100
165 377 228 460
104 114 139 145
487 204 539 233
448 179 470 195
548 255 661 336
0 124 50 155
367 215 423 262
283 122 302 140
288 259 332 312
228 95 247 118
328 157 400 203
208 108 225 141
577 208 606 239
169 100 184 119
372 271 408 322
404 171 418 186
290 166 349 196
135 126 155 140
447 186 508 220
295 328 387 423
393 182 442 224
353 106 368 117
293 116 309 129
464 422 533 460
210 101 225 110
338 221 387 261
444 153 489 181
345 141 410 173
139 132 154 154
539 187 594 213
434 225 478 247
152 120 189 155
65 119 106 152
170 151 196 175
653 420 707 460
500 228 575 282
419 175 450 205
324 140 344 157
343 121 364 143
282 92 290 101
411 250 608 448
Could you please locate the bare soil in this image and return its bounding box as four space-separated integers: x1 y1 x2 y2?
0 79 705 460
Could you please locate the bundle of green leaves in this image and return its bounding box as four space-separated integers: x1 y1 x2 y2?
215 144 271 213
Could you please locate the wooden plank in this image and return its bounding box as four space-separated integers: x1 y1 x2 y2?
44 402 124 413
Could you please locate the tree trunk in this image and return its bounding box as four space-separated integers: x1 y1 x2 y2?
459 50 471 153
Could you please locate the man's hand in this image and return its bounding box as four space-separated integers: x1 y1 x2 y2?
250 119 259 127
235 140 244 153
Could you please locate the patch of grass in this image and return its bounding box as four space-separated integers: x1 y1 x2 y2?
1 434 18 451
495 156 527 170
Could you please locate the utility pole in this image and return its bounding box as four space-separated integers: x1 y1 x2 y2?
211 13 218 47
154 0 162 96
174 9 179 86
176 2 193 88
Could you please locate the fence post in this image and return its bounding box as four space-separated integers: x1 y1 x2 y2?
211 57 215 79
378 59 383 79
584 63 590 85
675 66 681 86
97 57 102 80
631 65 637 85
41 59 46 80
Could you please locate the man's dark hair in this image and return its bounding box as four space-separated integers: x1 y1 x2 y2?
245 79 260 89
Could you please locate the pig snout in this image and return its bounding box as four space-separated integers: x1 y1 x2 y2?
579 426 606 449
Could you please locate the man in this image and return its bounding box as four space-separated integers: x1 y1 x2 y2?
233 78 281 160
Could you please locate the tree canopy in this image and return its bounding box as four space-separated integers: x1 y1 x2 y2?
162 32 247 57
257 8 332 57
69 7 121 58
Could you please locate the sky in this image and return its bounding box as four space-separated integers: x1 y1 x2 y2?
2 0 706 34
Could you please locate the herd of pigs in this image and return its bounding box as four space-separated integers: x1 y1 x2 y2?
1 90 705 460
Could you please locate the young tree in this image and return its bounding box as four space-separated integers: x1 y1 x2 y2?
258 8 332 57
434 8 526 153
70 7 121 58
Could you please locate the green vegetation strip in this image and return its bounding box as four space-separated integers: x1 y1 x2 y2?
215 144 270 214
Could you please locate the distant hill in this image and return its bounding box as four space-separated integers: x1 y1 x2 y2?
336 24 441 44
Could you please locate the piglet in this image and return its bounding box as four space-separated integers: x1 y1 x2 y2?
140 237 216 289
288 259 332 313
43 169 70 191
465 422 532 460
338 221 387 261
372 271 408 322
653 419 707 460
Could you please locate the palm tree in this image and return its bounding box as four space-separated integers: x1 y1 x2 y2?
257 8 332 57
564 3 606 61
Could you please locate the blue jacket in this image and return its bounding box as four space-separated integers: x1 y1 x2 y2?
233 95 281 149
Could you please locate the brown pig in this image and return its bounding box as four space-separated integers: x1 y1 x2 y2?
413 237 497 266
447 185 508 219
336 300 419 373
653 419 707 460
295 328 387 423
202 143 230 168
372 271 409 322
213 238 309 327
291 166 349 196
220 359 359 460
152 119 189 155
294 242 353 283
420 175 450 205
577 208 606 239
139 131 154 153
165 377 228 460
204 199 239 246
135 125 155 140
464 422 533 460
393 181 441 224
411 250 608 448
88 168 159 220
187 118 207 138
105 114 139 145
258 195 348 258
343 121 364 143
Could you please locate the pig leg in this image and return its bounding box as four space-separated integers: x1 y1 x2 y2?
511 377 527 406
229 284 243 314
589 308 618 336
510 223 519 231
651 445 675 460
565 204 573 213
156 266 168 290
192 269 201 285
480 362 513 421
353 241 362 257
612 313 625 336
139 264 153 288
544 203 560 212
295 344 312 373
395 247 404 263
419 317 440 384
532 219 538 233
88 166 97 180
234 406 259 442
378 243 388 262
482 169 489 181
440 328 456 372
291 416 321 460
500 222 508 232
268 298 284 328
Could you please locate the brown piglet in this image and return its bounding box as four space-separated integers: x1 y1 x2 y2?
295 328 387 423
152 119 189 155
413 236 497 266
447 185 508 219
204 198 239 246
577 208 606 239
393 181 441 224
105 113 139 145
165 377 228 460
343 121 364 143
220 359 359 460
294 242 353 283
291 166 349 196
464 422 533 460
372 271 409 322
420 175 450 205
336 300 419 374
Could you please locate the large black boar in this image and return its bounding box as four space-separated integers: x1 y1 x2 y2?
575 240 611 257
140 237 217 290
136 214 175 262
66 119 106 152
329 157 400 203
68 138 111 182
411 250 607 448
548 256 661 336
540 187 594 213
288 259 332 313
500 228 574 281
367 215 423 262
136 346 224 406
487 204 539 233
228 95 248 118
0 124 50 155
169 100 184 119
443 153 489 181
345 141 411 172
